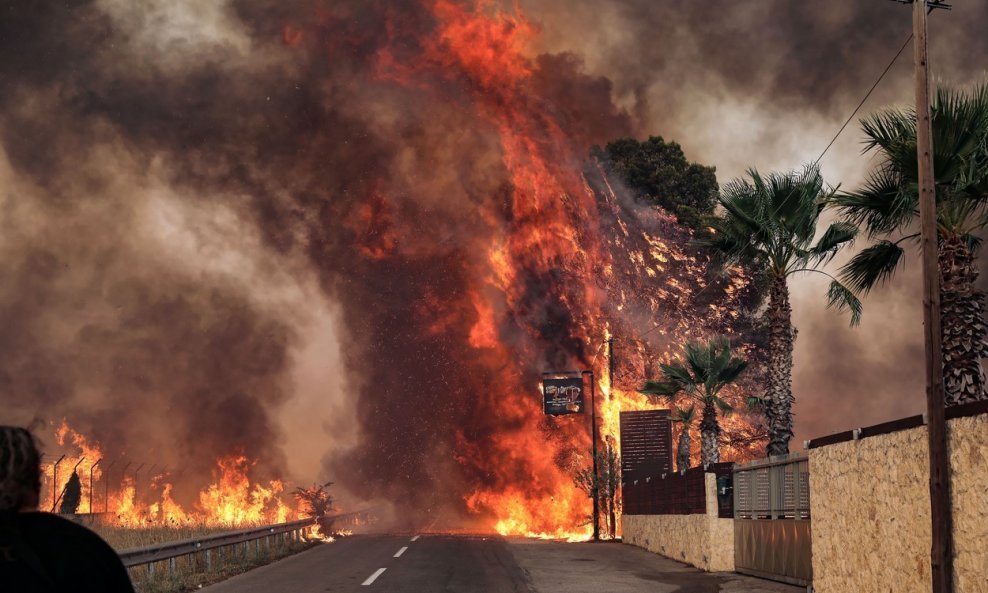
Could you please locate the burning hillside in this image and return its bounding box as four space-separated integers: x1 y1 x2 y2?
3 0 763 538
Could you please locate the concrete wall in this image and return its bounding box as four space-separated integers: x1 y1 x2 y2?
622 473 734 572
809 412 988 593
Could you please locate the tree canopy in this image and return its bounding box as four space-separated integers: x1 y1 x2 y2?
596 136 719 232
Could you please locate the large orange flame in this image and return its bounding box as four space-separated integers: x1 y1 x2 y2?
44 422 300 528
367 0 762 539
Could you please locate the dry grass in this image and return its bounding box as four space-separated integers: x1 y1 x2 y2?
94 523 236 551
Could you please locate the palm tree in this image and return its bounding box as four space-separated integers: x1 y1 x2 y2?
639 337 748 467
672 405 696 473
832 83 988 406
701 164 861 456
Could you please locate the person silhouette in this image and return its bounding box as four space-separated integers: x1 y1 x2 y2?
0 426 135 592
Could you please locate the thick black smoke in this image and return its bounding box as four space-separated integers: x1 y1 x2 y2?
0 0 641 520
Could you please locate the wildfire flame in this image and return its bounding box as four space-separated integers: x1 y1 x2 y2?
359 0 762 539
42 422 300 528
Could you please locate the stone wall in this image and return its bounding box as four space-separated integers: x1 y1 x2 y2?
809 412 988 593
622 473 734 572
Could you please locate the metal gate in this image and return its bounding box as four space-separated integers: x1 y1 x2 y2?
733 453 812 587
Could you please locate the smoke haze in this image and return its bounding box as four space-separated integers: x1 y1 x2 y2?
2 0 986 522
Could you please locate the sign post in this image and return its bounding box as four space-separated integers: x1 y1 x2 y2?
541 370 599 541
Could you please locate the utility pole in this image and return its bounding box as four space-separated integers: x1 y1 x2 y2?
907 1 953 591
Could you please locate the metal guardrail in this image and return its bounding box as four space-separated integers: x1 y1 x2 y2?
119 509 374 572
119 517 316 568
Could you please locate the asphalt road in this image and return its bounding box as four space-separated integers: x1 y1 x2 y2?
201 534 802 593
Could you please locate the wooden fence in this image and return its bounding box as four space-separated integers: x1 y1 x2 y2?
622 462 733 517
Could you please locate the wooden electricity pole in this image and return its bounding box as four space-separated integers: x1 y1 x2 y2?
910 1 953 591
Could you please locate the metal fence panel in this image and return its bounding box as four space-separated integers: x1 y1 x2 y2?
733 453 810 520
732 454 812 587
734 519 812 587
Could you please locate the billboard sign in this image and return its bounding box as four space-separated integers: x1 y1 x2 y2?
619 409 673 481
542 377 584 415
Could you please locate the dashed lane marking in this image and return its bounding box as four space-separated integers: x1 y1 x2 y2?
394 546 408 558
362 568 386 586
410 535 420 542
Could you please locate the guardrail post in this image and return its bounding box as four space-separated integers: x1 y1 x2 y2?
169 557 176 573
254 538 260 557
205 549 212 570
147 561 155 578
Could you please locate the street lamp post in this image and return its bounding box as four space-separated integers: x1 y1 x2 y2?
581 370 600 542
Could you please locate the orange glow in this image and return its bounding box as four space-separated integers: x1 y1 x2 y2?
45 422 301 528
364 0 761 539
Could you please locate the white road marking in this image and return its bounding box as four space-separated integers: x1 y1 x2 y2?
362 568 386 586
410 535 420 542
394 546 408 558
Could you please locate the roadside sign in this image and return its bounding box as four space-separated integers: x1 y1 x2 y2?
542 377 584 415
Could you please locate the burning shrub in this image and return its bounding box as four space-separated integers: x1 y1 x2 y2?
294 482 335 535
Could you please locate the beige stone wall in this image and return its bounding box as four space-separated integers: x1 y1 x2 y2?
622 473 734 572
810 412 988 593
949 414 988 593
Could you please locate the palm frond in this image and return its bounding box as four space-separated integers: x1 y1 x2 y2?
712 395 734 415
861 107 916 158
809 221 858 264
746 395 769 413
832 167 916 238
826 279 863 327
840 240 906 293
638 380 682 399
674 405 696 424
964 233 984 255
709 164 838 278
684 342 711 387
717 358 749 387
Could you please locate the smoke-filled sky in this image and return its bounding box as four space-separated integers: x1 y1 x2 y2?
2 0 986 520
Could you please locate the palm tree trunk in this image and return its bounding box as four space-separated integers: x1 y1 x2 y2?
699 400 721 467
766 276 795 456
676 427 691 473
940 236 988 405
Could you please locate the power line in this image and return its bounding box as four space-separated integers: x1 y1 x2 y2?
814 34 913 165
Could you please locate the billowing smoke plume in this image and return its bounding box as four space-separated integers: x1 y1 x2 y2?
0 0 754 531
4 0 983 527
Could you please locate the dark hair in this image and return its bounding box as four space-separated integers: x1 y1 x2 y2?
0 426 41 511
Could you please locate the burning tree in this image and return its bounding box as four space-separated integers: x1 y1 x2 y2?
294 482 336 536
572 443 620 539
